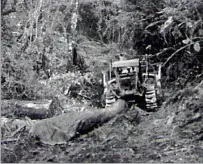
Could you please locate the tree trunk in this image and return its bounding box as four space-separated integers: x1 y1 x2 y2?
67 0 79 72
29 99 128 145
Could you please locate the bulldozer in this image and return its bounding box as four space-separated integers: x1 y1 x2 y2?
102 54 162 111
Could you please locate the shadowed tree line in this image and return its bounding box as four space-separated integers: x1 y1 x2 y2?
1 0 203 99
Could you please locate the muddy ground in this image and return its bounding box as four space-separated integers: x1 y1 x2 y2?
1 86 203 163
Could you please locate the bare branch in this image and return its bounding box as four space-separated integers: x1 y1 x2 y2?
162 40 203 67
155 47 176 57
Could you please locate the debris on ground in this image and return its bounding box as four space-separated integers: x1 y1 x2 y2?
1 83 203 163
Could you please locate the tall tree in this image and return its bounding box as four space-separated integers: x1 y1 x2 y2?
67 0 79 72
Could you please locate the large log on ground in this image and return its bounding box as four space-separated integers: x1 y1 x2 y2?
29 99 128 145
1 97 63 119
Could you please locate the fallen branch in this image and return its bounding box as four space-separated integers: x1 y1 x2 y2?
11 126 26 138
76 92 91 100
1 139 18 144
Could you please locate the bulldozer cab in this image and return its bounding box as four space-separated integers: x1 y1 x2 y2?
102 59 141 91
112 59 141 91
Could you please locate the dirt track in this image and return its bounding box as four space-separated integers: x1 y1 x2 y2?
1 86 203 163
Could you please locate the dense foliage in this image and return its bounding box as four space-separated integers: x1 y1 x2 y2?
1 0 203 99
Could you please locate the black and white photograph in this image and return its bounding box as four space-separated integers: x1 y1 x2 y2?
1 0 203 163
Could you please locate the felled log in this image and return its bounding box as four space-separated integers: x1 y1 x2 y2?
29 99 128 145
1 97 63 119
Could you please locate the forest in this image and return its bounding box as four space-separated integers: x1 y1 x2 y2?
1 0 203 162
